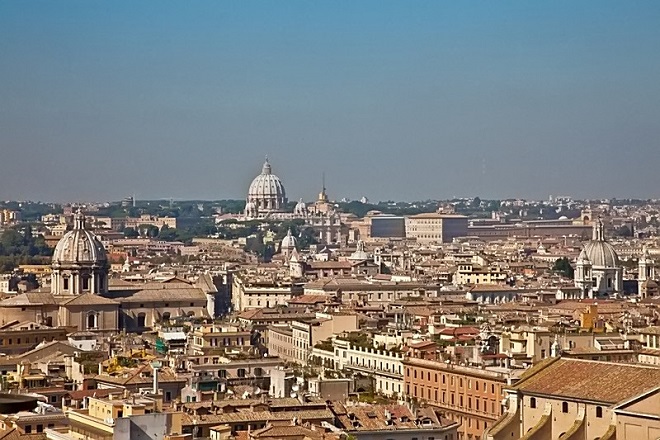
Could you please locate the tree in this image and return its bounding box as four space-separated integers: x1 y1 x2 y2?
614 225 633 237
138 224 160 238
123 227 139 238
553 257 574 279
158 225 179 241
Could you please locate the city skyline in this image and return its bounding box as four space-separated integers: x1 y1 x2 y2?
2 1 660 202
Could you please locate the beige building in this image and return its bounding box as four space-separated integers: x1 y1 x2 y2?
189 324 252 355
485 358 660 440
405 213 468 244
638 326 660 366
232 273 303 312
267 313 358 366
499 327 598 365
66 393 185 440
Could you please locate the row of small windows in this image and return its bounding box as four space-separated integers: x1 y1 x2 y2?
530 397 603 417
406 384 499 414
405 368 497 394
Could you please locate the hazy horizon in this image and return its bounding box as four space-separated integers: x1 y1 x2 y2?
2 1 660 203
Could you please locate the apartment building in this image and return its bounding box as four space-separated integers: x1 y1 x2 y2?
314 338 405 397
403 355 516 440
189 324 252 355
267 313 358 366
405 214 468 244
232 274 303 312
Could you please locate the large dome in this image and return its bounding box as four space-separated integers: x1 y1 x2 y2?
247 158 287 212
580 241 619 268
52 211 107 266
578 218 619 268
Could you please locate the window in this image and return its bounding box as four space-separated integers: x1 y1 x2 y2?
82 277 89 291
596 406 603 418
63 278 69 290
25 426 32 434
87 313 98 330
530 397 536 409
562 401 568 413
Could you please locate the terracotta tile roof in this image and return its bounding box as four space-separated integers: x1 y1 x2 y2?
639 326 660 335
61 293 119 306
513 358 660 404
0 292 58 306
0 429 46 440
66 387 122 400
288 295 330 304
117 288 207 302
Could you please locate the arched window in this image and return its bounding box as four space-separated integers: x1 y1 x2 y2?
87 313 98 330
562 401 569 413
596 406 603 418
82 276 90 291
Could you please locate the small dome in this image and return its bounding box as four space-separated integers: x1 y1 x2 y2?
294 198 307 216
281 229 297 251
349 240 369 261
52 210 107 266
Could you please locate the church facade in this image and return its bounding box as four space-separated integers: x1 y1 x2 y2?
242 158 348 244
573 218 623 297
0 211 215 337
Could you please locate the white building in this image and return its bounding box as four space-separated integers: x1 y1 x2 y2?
312 338 405 397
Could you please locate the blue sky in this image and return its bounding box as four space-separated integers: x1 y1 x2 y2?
1 1 660 202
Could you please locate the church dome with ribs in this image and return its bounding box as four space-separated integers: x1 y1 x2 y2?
247 157 287 212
